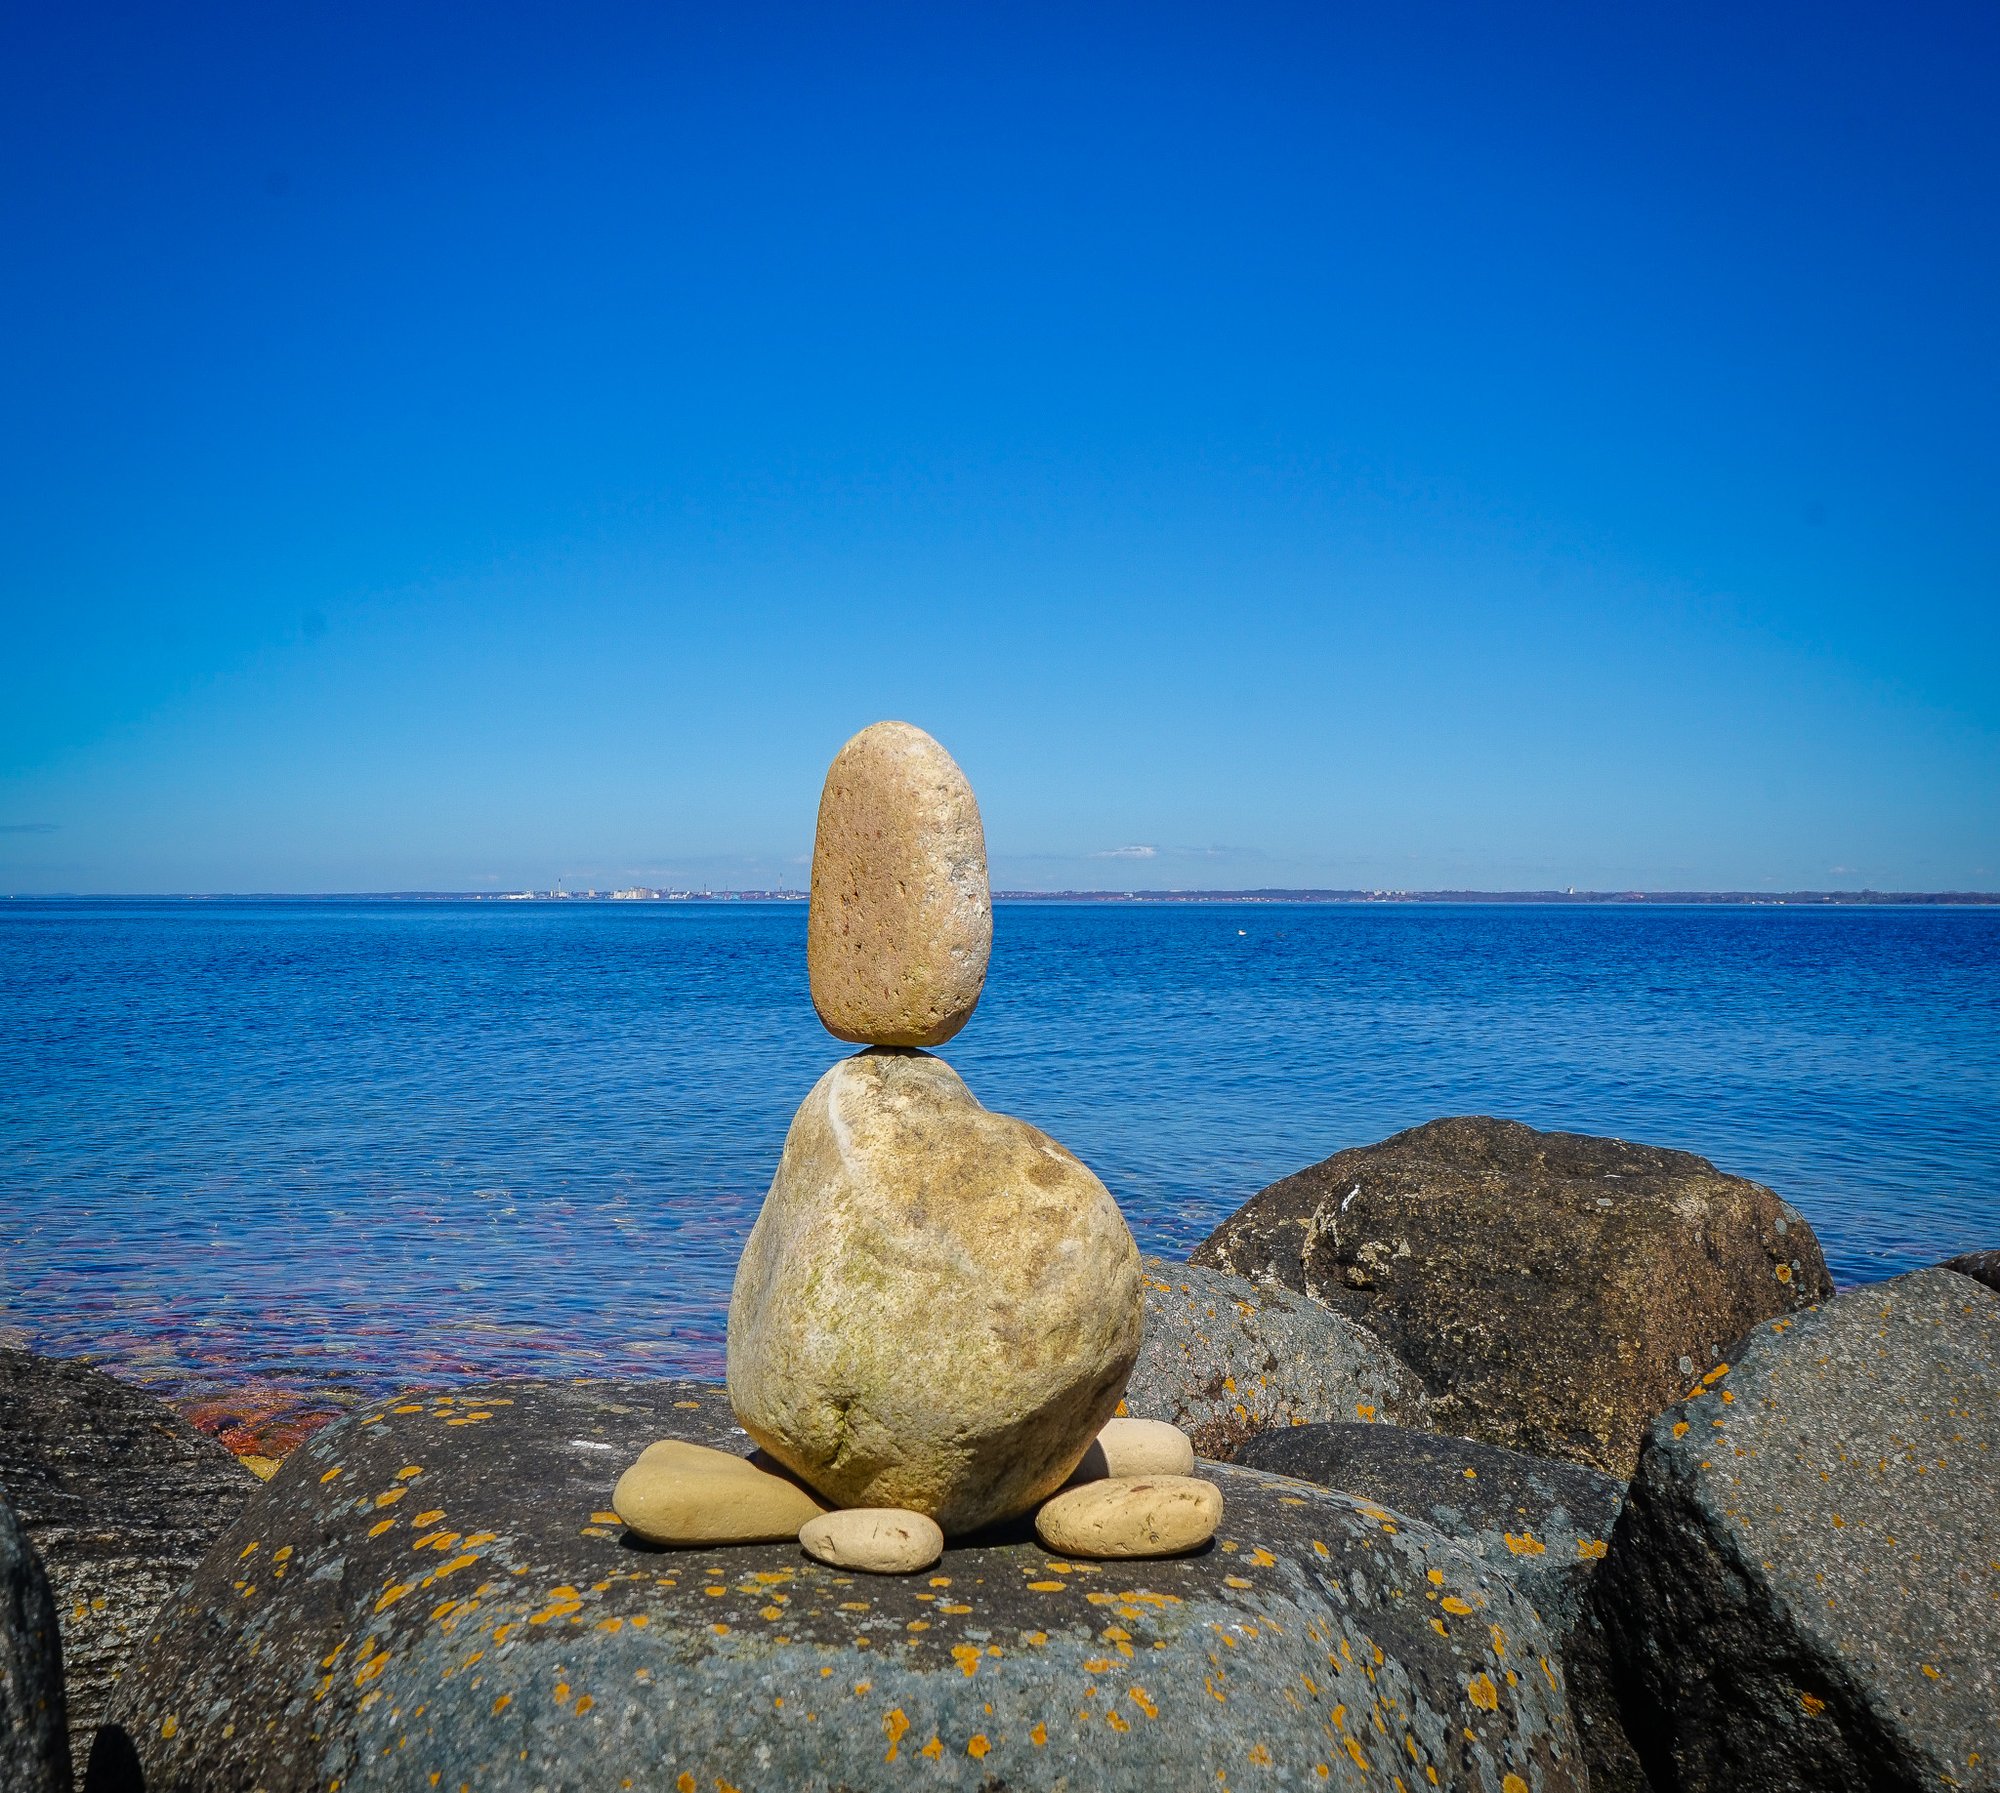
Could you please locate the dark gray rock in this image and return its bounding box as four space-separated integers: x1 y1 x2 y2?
0 1350 258 1768
1193 1115 1833 1476
1236 1424 1644 1793
1126 1256 1429 1458
1942 1247 2000 1294
0 1492 70 1793
96 1378 1588 1791
1596 1269 1998 1793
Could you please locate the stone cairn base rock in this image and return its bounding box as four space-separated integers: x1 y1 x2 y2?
726 721 1151 1539
0 1492 69 1793
94 1380 1590 1793
0 1348 258 1770
1942 1245 2000 1294
1595 1268 1998 1793
1125 1255 1429 1458
1237 1422 1644 1793
1194 1114 1833 1476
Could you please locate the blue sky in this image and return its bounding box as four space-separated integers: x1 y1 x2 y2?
3 2 1995 893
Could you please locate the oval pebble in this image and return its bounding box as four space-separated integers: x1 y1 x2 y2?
1035 1474 1223 1559
1068 1416 1196 1482
807 720 990 1047
613 1440 829 1546
798 1507 945 1574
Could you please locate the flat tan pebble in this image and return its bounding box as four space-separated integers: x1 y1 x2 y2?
807 720 990 1048
1034 1474 1224 1558
613 1440 830 1546
798 1508 945 1574
1068 1416 1197 1482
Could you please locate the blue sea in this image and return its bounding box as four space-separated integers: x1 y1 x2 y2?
2 901 1995 1425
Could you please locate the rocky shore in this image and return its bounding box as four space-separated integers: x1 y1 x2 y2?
2 726 1992 1789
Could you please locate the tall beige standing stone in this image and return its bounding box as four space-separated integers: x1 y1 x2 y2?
807 721 991 1047
726 1050 1144 1534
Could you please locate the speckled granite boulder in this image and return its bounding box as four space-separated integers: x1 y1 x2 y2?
0 1493 70 1793
1942 1246 2000 1294
1194 1116 1832 1475
729 1050 1142 1534
1124 1257 1428 1458
1236 1424 1642 1793
1596 1269 1998 1793
93 1379 1590 1792
0 1350 257 1767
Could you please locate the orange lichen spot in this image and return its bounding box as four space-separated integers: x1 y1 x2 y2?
941 1602 973 1615
375 1489 407 1508
491 1693 511 1715
355 1650 392 1686
919 1736 944 1760
1344 1736 1371 1770
1355 1404 1377 1422
1030 1722 1048 1747
1426 1569 1444 1586
1312 1539 1331 1558
1502 1532 1545 1557
1467 1673 1499 1712
396 1466 423 1481
374 1583 416 1614
1224 1576 1253 1590
1672 1421 1690 1439
1775 1264 1793 1283
710 1623 729 1636
677 1777 695 1793
1027 1631 1048 1646
1800 1691 1827 1715
1130 1685 1159 1719
575 1694 595 1714
320 1468 344 1484
1248 1548 1276 1569
951 1644 983 1677
1106 1710 1131 1733
1922 1665 1942 1680
1085 1657 1114 1673
391 1403 423 1414
1701 1363 1730 1386
1577 1539 1607 1560
590 1511 620 1525
160 1715 179 1740
907 1620 931 1633
1441 1597 1474 1616
1028 1580 1064 1592
1503 1776 1529 1793
883 1708 910 1761
1430 1619 1448 1637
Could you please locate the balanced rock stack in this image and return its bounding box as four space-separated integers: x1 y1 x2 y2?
616 720 1216 1569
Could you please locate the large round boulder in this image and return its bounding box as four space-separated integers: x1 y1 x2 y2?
1125 1257 1428 1458
0 1349 257 1768
92 1379 1589 1792
1237 1423 1642 1793
1194 1115 1832 1476
0 1493 69 1793
729 1049 1143 1533
1596 1269 1998 1793
807 719 991 1048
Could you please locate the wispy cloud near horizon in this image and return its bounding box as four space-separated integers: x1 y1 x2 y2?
0 823 59 834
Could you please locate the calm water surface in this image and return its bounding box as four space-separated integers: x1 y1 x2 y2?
2 901 1994 1416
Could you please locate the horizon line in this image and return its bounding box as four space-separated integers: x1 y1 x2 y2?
4 888 1997 906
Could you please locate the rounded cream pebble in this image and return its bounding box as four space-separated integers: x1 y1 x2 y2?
1034 1475 1224 1559
798 1508 945 1574
1068 1416 1197 1483
613 1440 830 1547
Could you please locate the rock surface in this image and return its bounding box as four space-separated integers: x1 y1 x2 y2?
1194 1115 1832 1475
729 1049 1143 1534
1124 1255 1428 1458
807 719 991 1047
611 1439 828 1545
1071 1417 1196 1481
0 1493 69 1793
1034 1475 1223 1559
0 1349 257 1768
799 1508 944 1575
1237 1423 1643 1793
95 1379 1589 1792
1943 1246 2000 1294
1596 1268 1998 1793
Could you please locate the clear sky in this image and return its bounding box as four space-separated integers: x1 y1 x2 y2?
3 2 1995 894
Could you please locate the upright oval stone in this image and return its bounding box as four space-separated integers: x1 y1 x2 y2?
728 1050 1143 1534
807 720 991 1047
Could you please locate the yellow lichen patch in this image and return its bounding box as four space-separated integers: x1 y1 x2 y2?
1106 1711 1131 1733
374 1583 416 1614
941 1602 973 1615
1504 1776 1529 1793
1775 1264 1793 1283
391 1403 422 1414
919 1736 944 1760
1700 1363 1730 1386
374 1489 408 1509
355 1649 392 1687
1027 1580 1065 1592
1130 1685 1158 1719
967 1734 991 1759
1248 1548 1276 1569
1224 1576 1253 1590
320 1468 343 1484
1344 1735 1370 1770
1466 1673 1499 1712
160 1715 179 1740
1502 1532 1545 1557
1577 1538 1608 1560
1425 1569 1444 1586
1441 1597 1474 1616
883 1708 910 1761
1673 1421 1690 1438
951 1645 983 1677
1355 1404 1376 1422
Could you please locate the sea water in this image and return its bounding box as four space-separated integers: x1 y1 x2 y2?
2 900 1994 1411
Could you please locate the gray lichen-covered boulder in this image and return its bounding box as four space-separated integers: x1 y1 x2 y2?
1596 1269 1998 1793
0 1492 70 1793
1125 1257 1429 1458
1193 1115 1832 1476
0 1350 258 1767
96 1379 1590 1792
1236 1424 1643 1793
1942 1246 2000 1294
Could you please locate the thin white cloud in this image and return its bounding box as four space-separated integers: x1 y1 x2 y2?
1089 844 1159 859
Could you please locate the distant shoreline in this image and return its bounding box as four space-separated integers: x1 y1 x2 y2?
5 889 1997 907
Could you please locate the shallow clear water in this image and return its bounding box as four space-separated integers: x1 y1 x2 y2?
2 901 1994 1417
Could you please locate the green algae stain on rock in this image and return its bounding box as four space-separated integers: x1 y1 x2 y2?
95 1379 1589 1791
